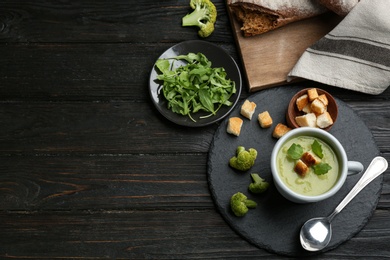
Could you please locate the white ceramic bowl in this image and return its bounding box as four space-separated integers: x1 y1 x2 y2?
270 127 363 203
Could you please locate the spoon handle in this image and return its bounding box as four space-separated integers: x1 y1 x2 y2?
328 156 388 222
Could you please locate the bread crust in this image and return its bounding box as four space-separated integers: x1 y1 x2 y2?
241 100 257 120
294 159 309 176
307 88 319 101
316 111 334 128
228 0 328 36
295 113 317 127
258 111 273 128
272 123 291 139
310 98 326 115
317 94 329 106
227 117 243 136
296 94 309 111
301 152 321 167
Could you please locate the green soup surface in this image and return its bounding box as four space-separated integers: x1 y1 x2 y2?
276 136 340 196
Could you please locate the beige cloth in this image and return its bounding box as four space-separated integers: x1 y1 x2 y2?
288 0 390 95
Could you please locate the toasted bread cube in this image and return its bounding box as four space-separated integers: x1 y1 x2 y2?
272 123 291 139
317 94 329 106
301 152 321 167
294 159 309 177
258 111 273 128
302 104 312 114
310 99 326 115
317 112 334 129
241 100 257 120
307 88 319 101
295 113 317 127
227 117 243 136
296 94 309 111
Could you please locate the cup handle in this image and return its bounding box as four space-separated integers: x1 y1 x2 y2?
347 161 364 175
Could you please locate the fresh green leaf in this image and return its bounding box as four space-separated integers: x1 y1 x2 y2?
155 52 236 122
199 88 214 113
173 53 200 63
155 59 171 74
312 140 324 158
287 143 304 160
313 162 332 175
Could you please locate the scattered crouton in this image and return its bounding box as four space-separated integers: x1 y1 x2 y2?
227 117 243 136
241 100 256 120
272 123 291 139
258 111 273 128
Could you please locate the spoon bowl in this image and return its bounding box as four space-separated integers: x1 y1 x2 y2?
300 156 388 251
300 217 332 251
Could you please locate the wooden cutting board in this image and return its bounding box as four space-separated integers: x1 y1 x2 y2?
227 9 342 92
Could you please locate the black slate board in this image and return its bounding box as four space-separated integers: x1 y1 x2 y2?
207 86 382 256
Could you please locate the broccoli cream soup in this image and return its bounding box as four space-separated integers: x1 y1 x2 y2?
276 136 340 196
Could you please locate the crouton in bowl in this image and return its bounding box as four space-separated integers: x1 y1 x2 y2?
286 88 338 131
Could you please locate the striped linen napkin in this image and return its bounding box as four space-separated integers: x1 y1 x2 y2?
288 0 390 95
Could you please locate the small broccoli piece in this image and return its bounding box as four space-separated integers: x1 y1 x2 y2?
229 146 257 171
182 0 217 38
230 192 257 217
248 173 269 194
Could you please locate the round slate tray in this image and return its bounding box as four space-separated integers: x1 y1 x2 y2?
207 86 382 256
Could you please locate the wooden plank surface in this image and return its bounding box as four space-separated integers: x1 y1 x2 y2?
1 0 390 259
227 9 342 92
1 209 390 259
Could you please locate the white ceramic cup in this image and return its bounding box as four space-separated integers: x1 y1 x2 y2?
270 127 363 203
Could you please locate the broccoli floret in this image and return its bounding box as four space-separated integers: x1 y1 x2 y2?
229 146 257 171
182 0 217 38
230 192 257 217
248 173 269 194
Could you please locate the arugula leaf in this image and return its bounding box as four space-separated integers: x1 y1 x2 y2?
155 52 236 122
312 140 324 158
287 143 304 160
313 162 332 175
199 88 215 114
155 59 171 74
174 53 200 63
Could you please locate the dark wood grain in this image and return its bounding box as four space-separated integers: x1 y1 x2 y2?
0 0 389 259
0 102 217 154
0 1 234 43
0 100 388 154
1 210 390 259
0 210 270 259
0 43 239 101
0 154 211 210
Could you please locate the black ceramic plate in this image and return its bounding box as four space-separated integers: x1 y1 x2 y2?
208 86 383 256
149 40 242 127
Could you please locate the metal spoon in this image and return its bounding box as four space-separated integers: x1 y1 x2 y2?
300 156 388 251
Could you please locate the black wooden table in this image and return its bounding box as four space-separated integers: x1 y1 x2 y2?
1 1 389 259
